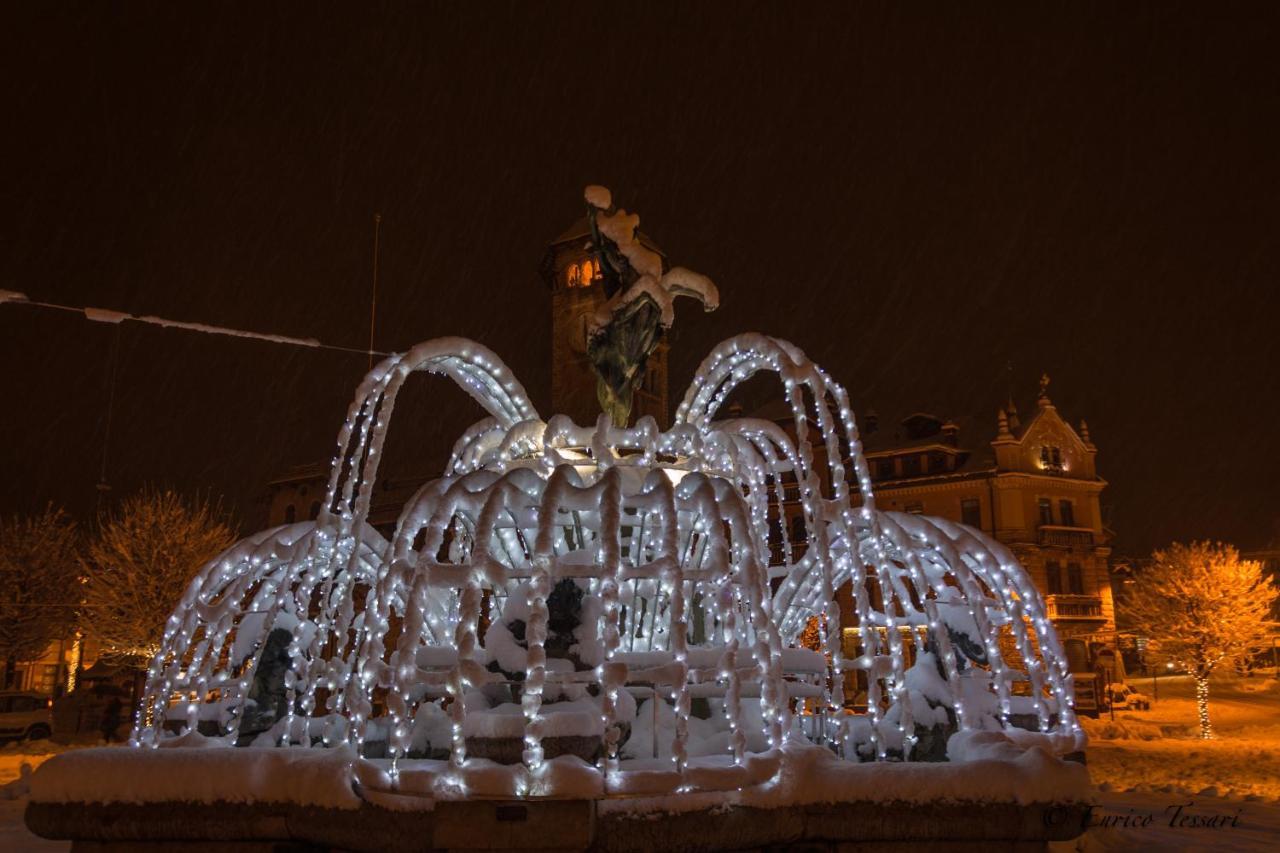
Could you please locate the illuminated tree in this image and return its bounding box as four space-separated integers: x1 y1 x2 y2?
82 489 235 661
1120 541 1278 739
0 506 82 688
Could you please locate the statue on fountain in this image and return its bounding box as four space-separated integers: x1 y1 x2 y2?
582 186 719 425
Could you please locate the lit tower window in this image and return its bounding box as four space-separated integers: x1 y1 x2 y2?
565 257 599 288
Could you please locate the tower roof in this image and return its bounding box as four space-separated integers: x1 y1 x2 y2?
549 215 666 257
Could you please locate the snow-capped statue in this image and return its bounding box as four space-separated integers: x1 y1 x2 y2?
583 185 718 425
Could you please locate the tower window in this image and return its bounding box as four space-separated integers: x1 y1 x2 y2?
1040 445 1064 472
566 258 599 288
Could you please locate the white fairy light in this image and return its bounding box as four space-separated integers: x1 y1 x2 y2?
133 322 1081 788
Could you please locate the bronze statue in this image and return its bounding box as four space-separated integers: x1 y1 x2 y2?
582 186 718 425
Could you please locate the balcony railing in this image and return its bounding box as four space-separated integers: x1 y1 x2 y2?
1045 594 1105 621
1038 525 1095 548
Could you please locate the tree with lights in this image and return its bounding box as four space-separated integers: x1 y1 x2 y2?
81 488 235 662
0 506 82 689
1120 541 1278 739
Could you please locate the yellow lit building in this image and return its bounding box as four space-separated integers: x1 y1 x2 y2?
758 375 1116 656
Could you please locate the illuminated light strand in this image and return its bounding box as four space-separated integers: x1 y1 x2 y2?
133 332 1082 794
0 292 389 357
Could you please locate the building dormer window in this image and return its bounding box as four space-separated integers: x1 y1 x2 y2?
565 258 600 288
1039 445 1064 473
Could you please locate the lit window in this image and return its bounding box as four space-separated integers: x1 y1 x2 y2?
567 258 599 288
1040 445 1064 472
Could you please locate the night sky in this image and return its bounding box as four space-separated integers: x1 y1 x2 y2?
3 3 1278 556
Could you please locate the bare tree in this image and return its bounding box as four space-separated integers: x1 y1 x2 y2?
1121 541 1278 738
0 506 82 688
82 489 236 661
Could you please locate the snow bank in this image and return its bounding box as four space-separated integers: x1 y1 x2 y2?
604 739 1091 815
29 746 367 809
463 699 604 739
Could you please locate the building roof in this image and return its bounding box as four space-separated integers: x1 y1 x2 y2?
549 215 666 256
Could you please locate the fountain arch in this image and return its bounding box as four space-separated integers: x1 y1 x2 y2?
135 332 1083 791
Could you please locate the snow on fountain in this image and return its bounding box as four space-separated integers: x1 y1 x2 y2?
128 334 1083 798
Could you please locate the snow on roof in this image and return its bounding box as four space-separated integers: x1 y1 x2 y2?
549 215 665 257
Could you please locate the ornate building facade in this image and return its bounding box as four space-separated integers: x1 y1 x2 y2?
759 377 1116 668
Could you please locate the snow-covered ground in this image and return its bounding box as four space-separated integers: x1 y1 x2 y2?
4 674 1278 851
0 739 79 852
1052 670 1280 851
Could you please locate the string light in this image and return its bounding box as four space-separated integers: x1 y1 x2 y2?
132 327 1081 789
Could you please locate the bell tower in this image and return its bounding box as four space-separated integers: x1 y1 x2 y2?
540 217 670 427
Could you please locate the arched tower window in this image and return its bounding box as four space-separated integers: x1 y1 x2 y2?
565 258 599 289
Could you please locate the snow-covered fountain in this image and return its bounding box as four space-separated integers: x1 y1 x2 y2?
28 189 1089 851
133 331 1085 777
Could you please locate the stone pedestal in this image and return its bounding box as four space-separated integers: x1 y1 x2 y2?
27 797 1086 851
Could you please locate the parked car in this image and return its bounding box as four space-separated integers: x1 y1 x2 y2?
1108 683 1151 711
0 691 54 741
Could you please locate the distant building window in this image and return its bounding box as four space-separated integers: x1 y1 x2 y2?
1067 562 1084 595
927 451 948 474
790 514 807 543
1058 499 1075 527
874 458 894 480
1046 560 1063 595
960 499 981 528
1040 445 1064 472
1037 498 1053 526
566 258 599 288
902 455 922 477
35 664 59 695
309 501 322 520
284 504 296 524
904 502 924 515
